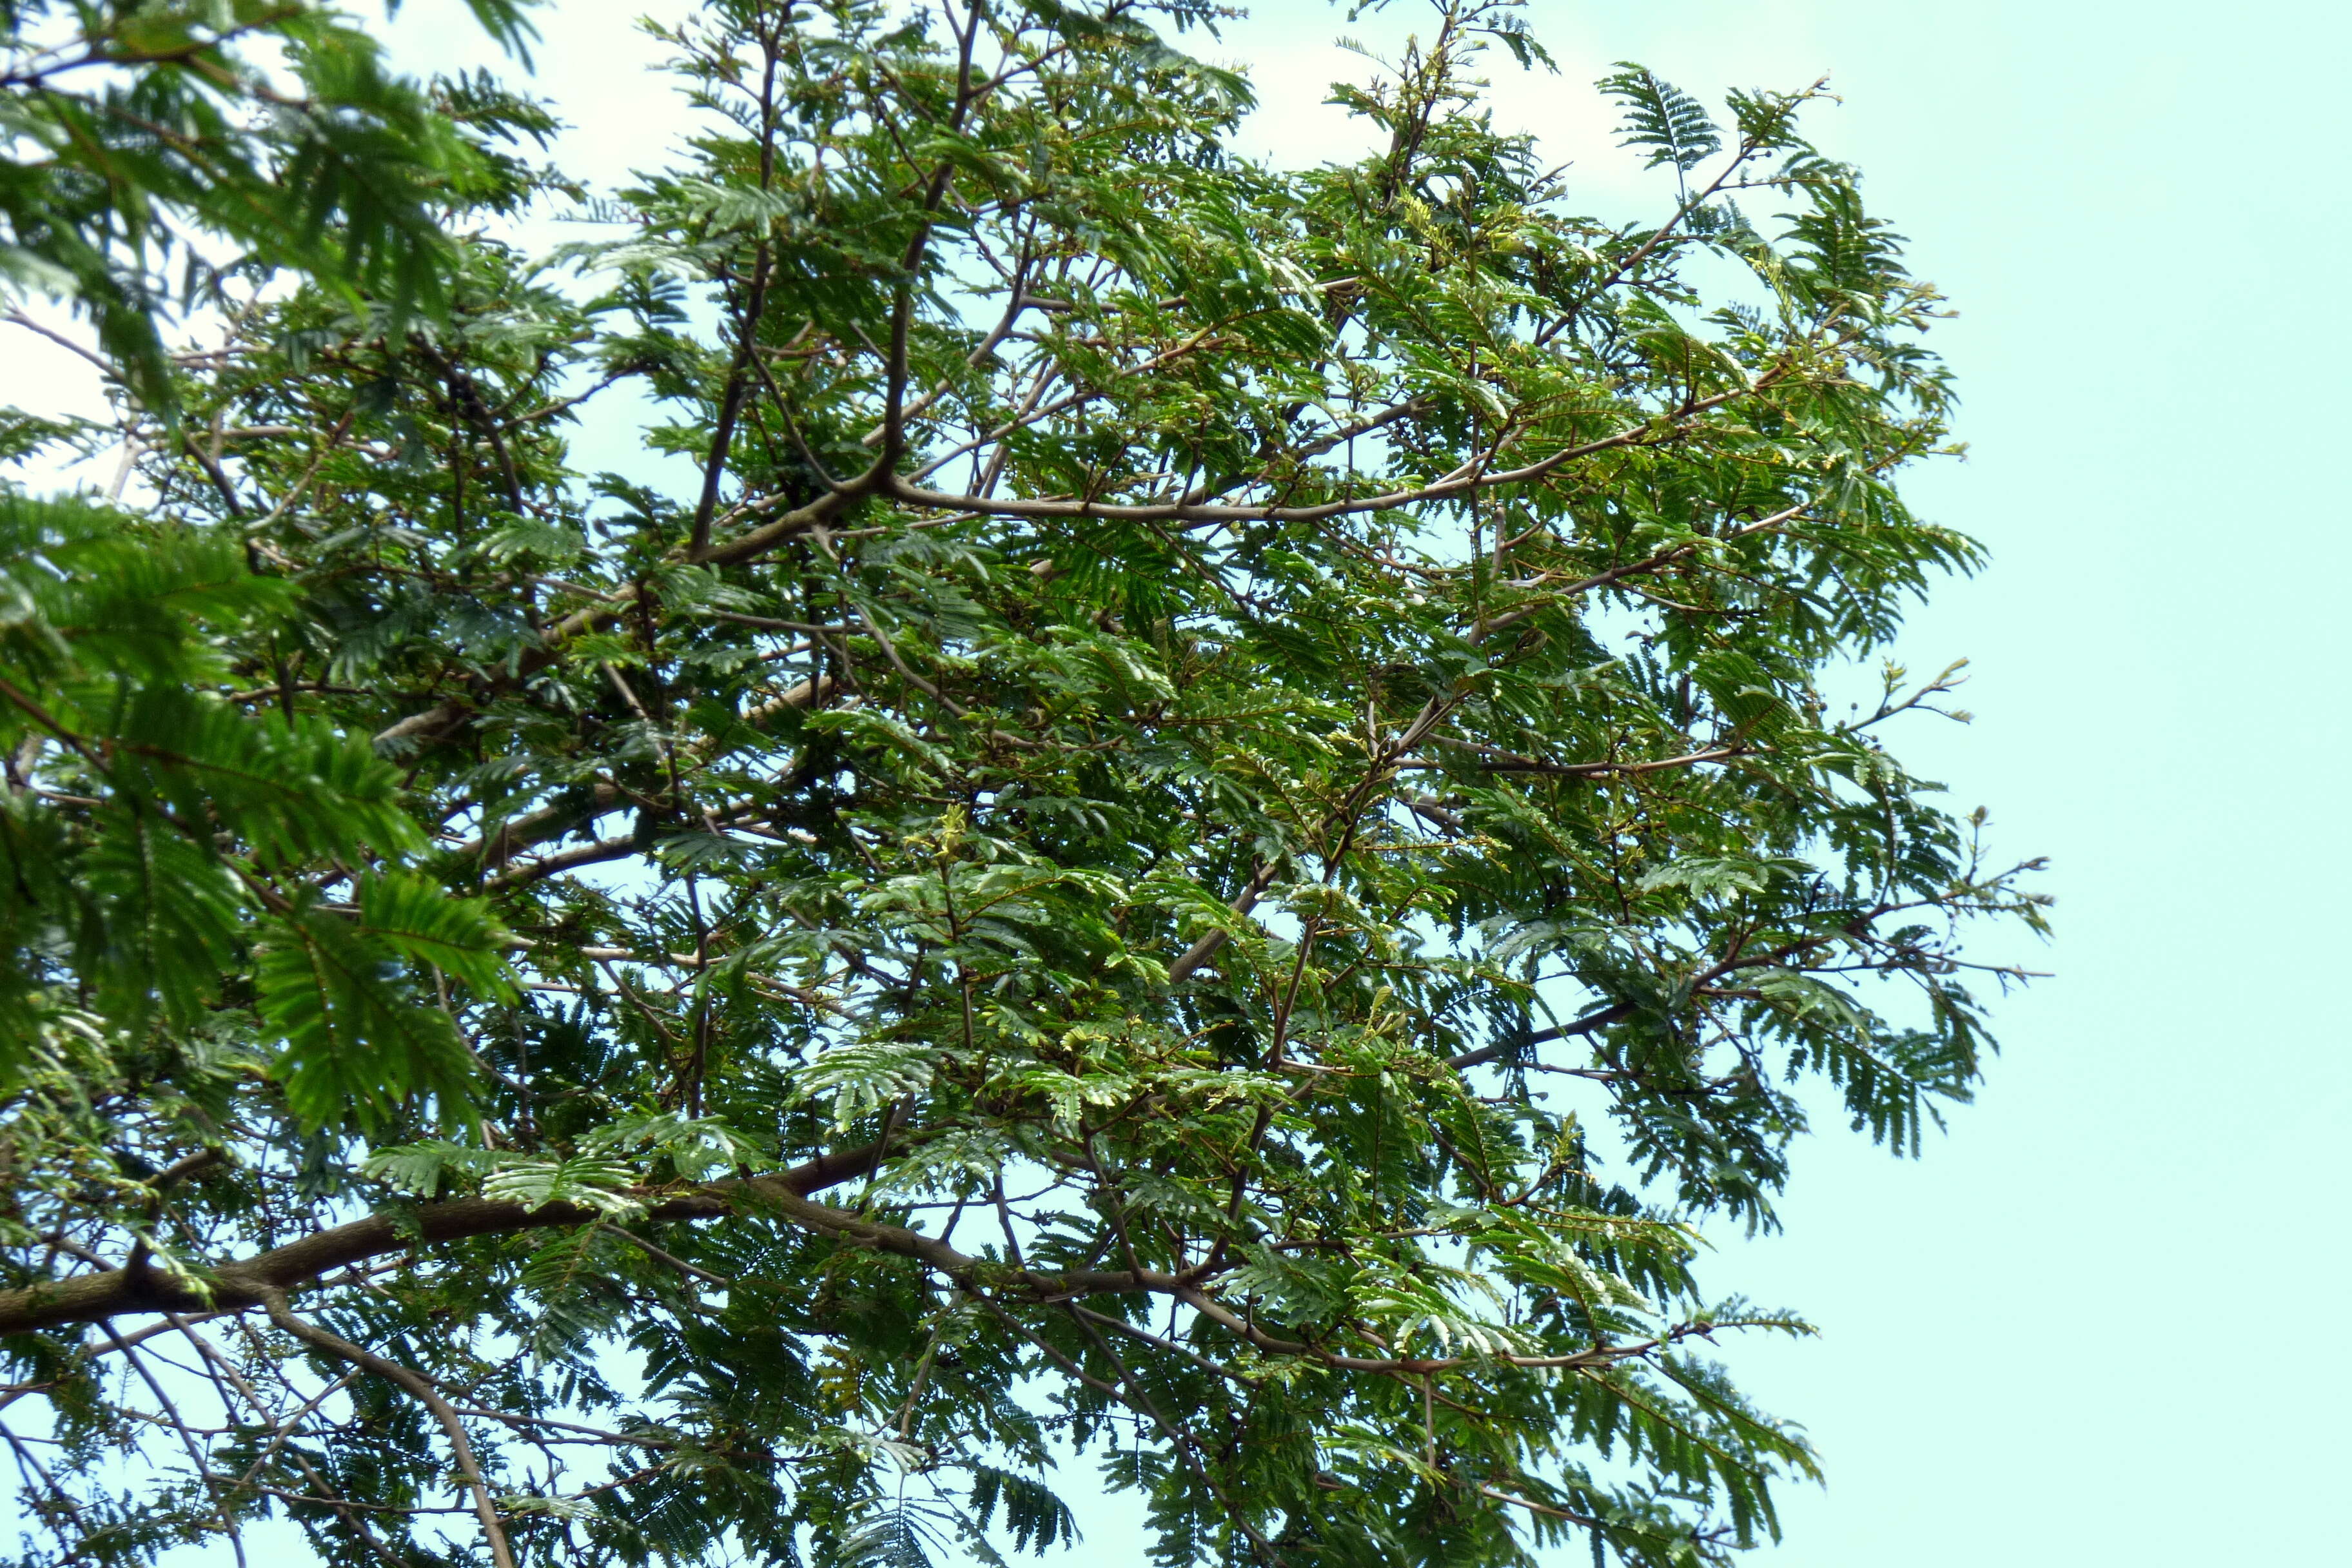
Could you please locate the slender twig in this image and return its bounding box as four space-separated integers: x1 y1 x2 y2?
255 1288 516 1568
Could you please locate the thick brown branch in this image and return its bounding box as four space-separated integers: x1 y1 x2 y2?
0 1139 887 1338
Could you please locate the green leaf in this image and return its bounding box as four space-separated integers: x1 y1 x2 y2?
1599 63 1724 173
257 909 476 1133
357 870 516 998
79 806 246 1026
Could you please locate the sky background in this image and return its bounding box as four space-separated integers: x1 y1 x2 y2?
14 0 2348 1562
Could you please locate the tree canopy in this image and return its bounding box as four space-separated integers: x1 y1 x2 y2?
1 0 543 412
0 2 2046 1565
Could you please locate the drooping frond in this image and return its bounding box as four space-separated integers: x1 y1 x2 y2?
1600 61 1725 173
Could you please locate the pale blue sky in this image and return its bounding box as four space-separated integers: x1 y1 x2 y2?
1477 4 2352 1564
26 1 2347 1562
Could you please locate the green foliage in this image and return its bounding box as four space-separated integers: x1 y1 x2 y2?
0 3 2048 1567
1599 63 1723 174
1 0 548 411
0 483 509 1122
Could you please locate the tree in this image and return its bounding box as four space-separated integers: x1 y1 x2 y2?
1 0 545 415
0 1 2047 1565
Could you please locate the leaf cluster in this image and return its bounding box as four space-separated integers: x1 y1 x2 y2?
0 5 2046 1567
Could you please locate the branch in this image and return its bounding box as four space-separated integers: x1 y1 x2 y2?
256 1286 516 1568
1474 500 1811 638
372 700 469 751
0 1139 890 1338
885 380 1765 526
1444 911 1900 1072
696 462 888 565
1437 743 1749 779
1164 859 1283 985
1446 1006 1632 1072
